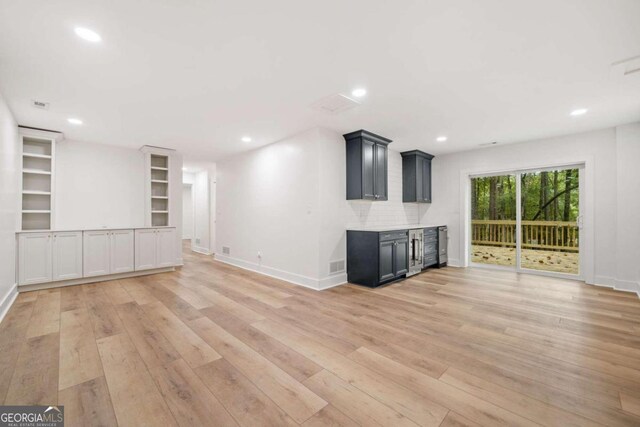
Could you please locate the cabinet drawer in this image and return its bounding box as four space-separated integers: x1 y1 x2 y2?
379 231 408 242
423 252 438 267
424 242 437 254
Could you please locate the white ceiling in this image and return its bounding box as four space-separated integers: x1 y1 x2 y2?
1 0 639 160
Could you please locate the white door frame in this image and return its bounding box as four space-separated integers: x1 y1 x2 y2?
460 157 594 284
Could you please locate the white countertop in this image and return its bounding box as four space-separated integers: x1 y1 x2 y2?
347 224 444 232
16 226 176 234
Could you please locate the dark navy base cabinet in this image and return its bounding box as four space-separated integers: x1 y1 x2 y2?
347 226 446 287
347 230 409 287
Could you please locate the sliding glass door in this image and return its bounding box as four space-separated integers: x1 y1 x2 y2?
470 165 583 278
470 174 517 268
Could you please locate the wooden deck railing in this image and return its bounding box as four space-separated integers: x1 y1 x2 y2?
471 220 579 252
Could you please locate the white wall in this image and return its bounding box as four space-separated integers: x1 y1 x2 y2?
216 128 323 287
55 140 145 229
182 184 193 239
0 93 19 319
614 123 640 293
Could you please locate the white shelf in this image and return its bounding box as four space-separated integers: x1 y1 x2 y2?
23 210 51 214
151 210 169 214
151 179 168 184
151 196 168 199
23 190 51 195
151 166 168 171
23 153 52 159
23 169 51 175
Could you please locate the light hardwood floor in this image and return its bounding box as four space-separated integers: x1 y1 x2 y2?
1 244 640 426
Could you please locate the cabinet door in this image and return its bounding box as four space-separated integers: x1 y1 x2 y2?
361 140 375 200
110 229 134 274
374 143 388 200
52 232 83 281
83 231 110 277
379 240 395 282
394 237 409 277
18 233 52 285
422 157 432 202
135 229 158 271
156 228 176 268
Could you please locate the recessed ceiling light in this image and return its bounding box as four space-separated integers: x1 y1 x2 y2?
182 167 187 171
74 27 102 42
241 136 252 142
67 118 83 125
570 108 588 116
351 88 367 98
436 136 448 142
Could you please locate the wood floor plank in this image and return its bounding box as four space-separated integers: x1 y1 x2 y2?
160 278 214 309
115 301 181 368
252 319 449 426
188 316 327 424
58 377 118 427
58 308 103 390
60 285 86 312
83 286 124 340
301 404 361 427
142 301 221 368
26 289 61 338
0 300 35 402
119 279 159 305
439 367 599 426
195 358 298 427
180 279 265 323
347 347 538 427
201 307 323 382
303 369 419 427
620 392 640 417
439 411 481 427
103 282 135 305
148 358 238 426
5 332 59 405
96 333 177 426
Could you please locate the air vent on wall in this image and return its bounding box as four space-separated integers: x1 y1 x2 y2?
222 246 230 255
311 94 360 114
329 259 345 274
31 100 50 110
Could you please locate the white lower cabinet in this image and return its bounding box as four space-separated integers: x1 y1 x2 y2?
110 229 135 273
18 232 52 285
52 232 83 281
135 228 176 271
18 227 175 286
83 230 110 277
18 231 82 285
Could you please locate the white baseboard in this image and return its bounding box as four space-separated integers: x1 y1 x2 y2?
192 246 213 255
18 267 175 292
0 283 18 324
214 254 346 291
446 258 462 268
593 275 640 298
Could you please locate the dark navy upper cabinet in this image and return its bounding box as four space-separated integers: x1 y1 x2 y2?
345 130 391 201
401 150 434 203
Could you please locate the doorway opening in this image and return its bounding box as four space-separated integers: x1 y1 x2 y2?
470 165 583 278
182 183 194 250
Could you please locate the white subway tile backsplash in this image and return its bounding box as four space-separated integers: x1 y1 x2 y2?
345 149 425 228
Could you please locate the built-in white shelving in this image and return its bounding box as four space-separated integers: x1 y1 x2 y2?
20 129 61 231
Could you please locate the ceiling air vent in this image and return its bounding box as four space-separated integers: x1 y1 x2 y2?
31 100 50 110
311 94 360 114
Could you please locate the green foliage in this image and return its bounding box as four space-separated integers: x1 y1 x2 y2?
471 169 579 221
